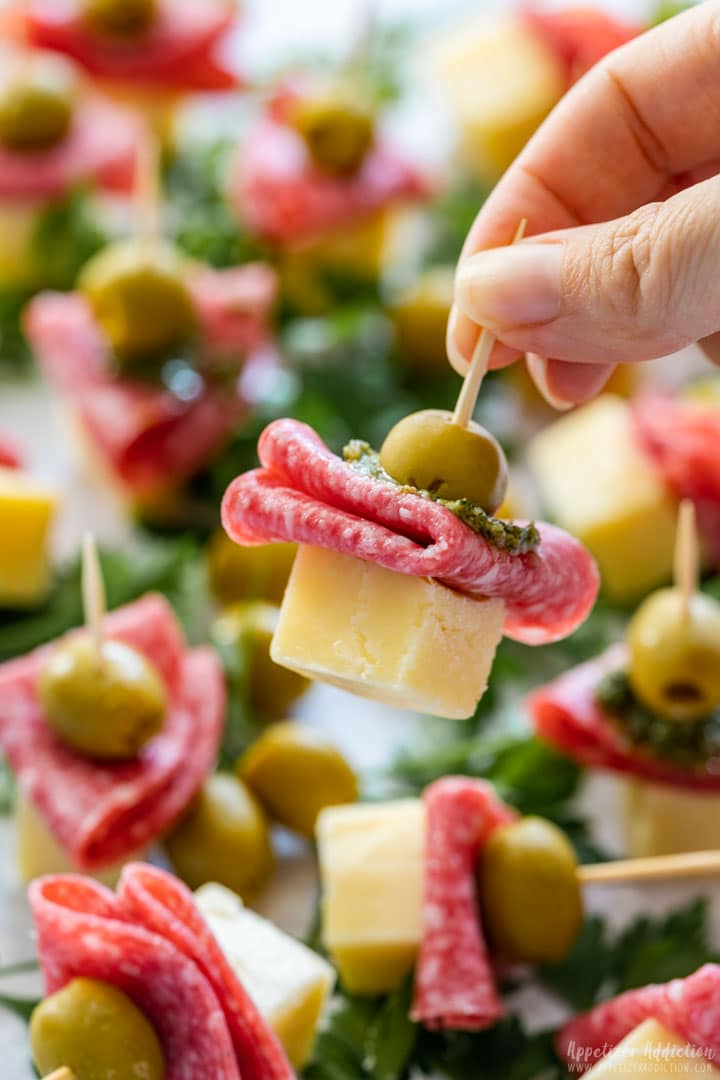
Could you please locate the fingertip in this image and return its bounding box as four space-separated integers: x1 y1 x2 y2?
446 304 472 376
527 355 616 409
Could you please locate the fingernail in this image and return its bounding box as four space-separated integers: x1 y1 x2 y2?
446 305 470 376
526 354 574 412
456 243 563 328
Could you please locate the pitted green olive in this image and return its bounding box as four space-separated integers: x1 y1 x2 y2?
82 0 158 38
208 533 297 606
80 239 196 366
30 978 165 1080
479 816 583 964
379 408 509 514
0 55 77 152
292 87 375 175
165 773 275 898
39 636 166 760
628 587 720 720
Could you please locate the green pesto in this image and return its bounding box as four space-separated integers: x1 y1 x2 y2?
343 440 540 555
596 668 720 771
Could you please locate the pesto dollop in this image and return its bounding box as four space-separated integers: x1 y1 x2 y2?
597 668 720 771
343 440 540 556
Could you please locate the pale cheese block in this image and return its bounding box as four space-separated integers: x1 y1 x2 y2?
316 799 425 995
271 544 506 719
528 396 678 600
0 466 59 607
584 1019 720 1078
621 778 720 857
195 883 335 1068
430 15 564 178
15 792 141 887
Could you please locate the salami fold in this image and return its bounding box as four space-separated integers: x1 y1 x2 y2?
0 594 224 868
30 864 293 1080
529 645 720 791
556 964 720 1073
411 777 517 1031
221 419 599 645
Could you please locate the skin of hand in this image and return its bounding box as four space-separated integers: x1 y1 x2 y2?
448 1 720 408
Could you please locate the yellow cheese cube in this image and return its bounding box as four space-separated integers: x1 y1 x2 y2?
195 883 335 1068
430 15 564 179
271 544 506 719
0 201 42 287
621 778 720 857
15 792 139 887
584 1019 720 1078
317 800 425 995
0 466 58 607
528 396 678 601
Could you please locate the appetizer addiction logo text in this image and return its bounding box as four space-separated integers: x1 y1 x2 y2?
566 1039 717 1073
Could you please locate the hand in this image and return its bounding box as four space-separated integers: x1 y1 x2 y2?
448 1 720 408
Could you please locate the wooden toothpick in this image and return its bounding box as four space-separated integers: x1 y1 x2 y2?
674 499 699 621
43 1070 78 1080
578 849 720 887
452 218 527 429
135 131 162 246
82 532 106 657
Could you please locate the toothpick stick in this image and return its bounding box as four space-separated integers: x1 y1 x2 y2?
578 849 720 886
674 499 699 621
43 1069 77 1080
135 131 162 246
82 532 106 657
452 218 527 429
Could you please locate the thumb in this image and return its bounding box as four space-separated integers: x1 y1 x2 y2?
454 176 720 366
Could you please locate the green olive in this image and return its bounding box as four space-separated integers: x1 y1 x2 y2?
627 587 720 720
82 0 158 37
389 267 454 374
292 86 375 176
239 721 358 838
211 603 309 719
0 55 77 152
39 636 166 760
30 978 165 1080
379 408 508 514
79 239 196 367
165 773 275 899
479 817 583 964
208 533 297 606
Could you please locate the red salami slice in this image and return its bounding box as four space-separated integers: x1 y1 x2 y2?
556 964 720 1073
411 777 517 1031
0 97 140 199
633 392 720 565
0 594 224 868
31 864 293 1079
523 8 640 83
189 264 278 363
0 436 22 469
24 0 239 91
221 419 600 645
233 120 428 244
26 289 278 497
528 645 720 791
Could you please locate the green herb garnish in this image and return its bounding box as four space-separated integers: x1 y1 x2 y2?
343 440 539 554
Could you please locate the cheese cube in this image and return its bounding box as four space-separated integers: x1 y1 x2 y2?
317 800 425 995
528 396 678 600
621 778 720 857
0 201 42 287
584 1019 720 1077
15 792 139 887
430 15 564 178
0 467 58 607
195 883 335 1068
271 545 506 719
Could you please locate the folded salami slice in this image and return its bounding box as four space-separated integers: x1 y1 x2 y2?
411 777 517 1031
0 97 139 199
523 8 640 83
26 285 278 497
30 864 293 1080
24 0 239 90
633 392 720 564
221 419 600 645
529 645 720 791
556 964 720 1074
0 594 224 868
233 120 428 245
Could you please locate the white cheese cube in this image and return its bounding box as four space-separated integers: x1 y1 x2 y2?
316 800 425 995
195 883 335 1068
271 544 506 719
584 1018 720 1077
528 396 678 600
621 778 720 857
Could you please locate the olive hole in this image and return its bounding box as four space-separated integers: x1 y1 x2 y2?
663 681 705 705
